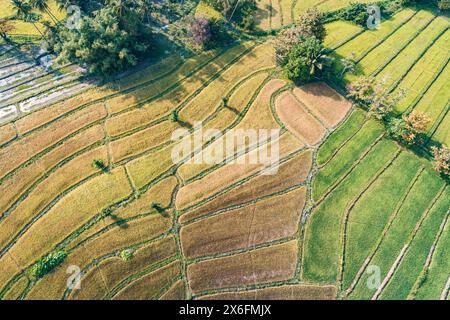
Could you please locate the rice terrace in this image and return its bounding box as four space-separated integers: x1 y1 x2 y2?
0 0 449 302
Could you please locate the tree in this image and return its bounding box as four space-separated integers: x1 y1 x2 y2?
275 27 305 65
347 76 405 119
189 16 211 47
30 0 59 24
431 146 450 177
275 9 325 65
438 0 450 10
11 0 45 37
340 52 356 77
204 0 256 29
54 2 153 76
404 110 431 134
283 36 332 84
296 7 326 42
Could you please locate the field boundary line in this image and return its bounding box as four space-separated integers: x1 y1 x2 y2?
175 72 280 186
408 203 449 299
314 133 385 207
1 66 271 223
108 45 261 138
345 166 425 296
0 108 109 185
108 68 274 165
177 136 305 213
186 235 296 265
372 185 446 300
289 89 330 132
370 14 438 77
385 26 449 94
270 86 310 146
427 100 449 142
0 167 133 259
347 9 420 65
58 228 175 299
338 149 403 290
192 275 333 298
3 46 227 135
0 138 105 221
4 77 86 112
371 244 408 300
61 237 177 299
105 257 180 299
298 106 357 281
194 280 337 299
0 63 74 94
331 29 365 51
173 173 193 299
317 114 368 168
441 276 450 300
181 182 307 226
405 55 450 114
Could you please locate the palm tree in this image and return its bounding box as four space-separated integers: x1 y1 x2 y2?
10 0 45 37
31 0 60 24
309 46 333 79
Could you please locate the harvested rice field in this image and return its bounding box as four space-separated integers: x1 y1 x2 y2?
0 0 448 303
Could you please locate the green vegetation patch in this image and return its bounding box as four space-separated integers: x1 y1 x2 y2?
312 119 384 201
316 109 366 166
348 167 445 298
303 139 398 283
28 250 67 280
381 187 450 300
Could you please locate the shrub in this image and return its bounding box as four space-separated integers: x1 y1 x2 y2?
29 251 67 279
431 146 450 177
120 249 135 261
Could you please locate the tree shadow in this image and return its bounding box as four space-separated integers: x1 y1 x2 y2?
110 214 129 229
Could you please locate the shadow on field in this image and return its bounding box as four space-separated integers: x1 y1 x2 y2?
110 214 129 229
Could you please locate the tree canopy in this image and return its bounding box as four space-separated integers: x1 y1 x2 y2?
54 1 152 77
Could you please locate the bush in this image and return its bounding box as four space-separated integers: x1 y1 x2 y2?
120 249 135 261
29 251 67 279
